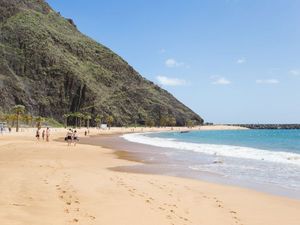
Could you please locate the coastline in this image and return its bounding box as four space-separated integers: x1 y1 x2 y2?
81 131 300 199
0 126 300 225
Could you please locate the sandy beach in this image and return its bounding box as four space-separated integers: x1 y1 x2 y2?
0 126 300 225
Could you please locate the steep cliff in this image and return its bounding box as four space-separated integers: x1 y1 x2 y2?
0 0 203 126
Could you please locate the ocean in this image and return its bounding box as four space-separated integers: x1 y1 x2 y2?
123 129 300 198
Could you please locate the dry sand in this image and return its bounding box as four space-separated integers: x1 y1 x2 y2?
0 126 299 225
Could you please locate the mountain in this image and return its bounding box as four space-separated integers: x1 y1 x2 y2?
0 0 203 126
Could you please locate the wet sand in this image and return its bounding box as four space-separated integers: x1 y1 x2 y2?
80 133 300 199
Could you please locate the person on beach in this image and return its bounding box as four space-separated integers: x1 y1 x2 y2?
73 130 79 146
46 127 50 142
66 129 73 146
42 130 45 141
36 128 40 141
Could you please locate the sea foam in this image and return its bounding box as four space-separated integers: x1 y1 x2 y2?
122 133 300 166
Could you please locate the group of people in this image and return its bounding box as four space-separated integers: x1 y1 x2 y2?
35 127 80 146
36 127 51 142
0 126 12 135
65 129 79 146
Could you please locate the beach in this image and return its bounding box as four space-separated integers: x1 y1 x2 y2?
0 126 300 225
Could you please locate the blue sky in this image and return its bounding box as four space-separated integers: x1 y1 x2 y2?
47 0 300 124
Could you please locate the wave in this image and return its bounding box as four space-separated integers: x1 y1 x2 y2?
122 133 300 166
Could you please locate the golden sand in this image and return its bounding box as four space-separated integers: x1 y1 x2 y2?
0 126 299 225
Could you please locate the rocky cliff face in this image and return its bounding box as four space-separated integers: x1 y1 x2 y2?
0 0 203 126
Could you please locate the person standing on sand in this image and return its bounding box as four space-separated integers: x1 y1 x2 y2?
36 128 40 141
46 127 50 142
66 129 73 146
42 130 45 141
73 130 79 146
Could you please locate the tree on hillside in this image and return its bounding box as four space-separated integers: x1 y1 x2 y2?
106 115 114 129
168 116 177 127
186 120 195 128
0 112 4 121
95 114 102 128
159 116 168 127
35 116 45 129
12 105 25 132
72 112 83 128
63 113 71 127
145 118 155 128
23 114 33 126
77 113 84 128
7 114 16 127
83 113 92 129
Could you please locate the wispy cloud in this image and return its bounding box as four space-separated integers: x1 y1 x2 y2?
256 79 279 84
236 57 246 64
156 76 187 86
165 58 186 68
289 69 300 76
211 76 231 85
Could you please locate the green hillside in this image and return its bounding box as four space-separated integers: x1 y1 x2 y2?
0 0 203 126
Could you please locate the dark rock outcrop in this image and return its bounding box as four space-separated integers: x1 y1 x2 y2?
229 124 300 130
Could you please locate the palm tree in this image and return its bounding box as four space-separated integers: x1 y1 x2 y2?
0 112 4 122
186 120 194 128
95 114 102 128
78 113 84 128
72 112 79 128
23 114 33 127
106 115 114 129
145 118 155 127
12 105 25 132
169 116 177 127
35 116 44 129
83 113 92 129
73 112 84 128
63 113 71 127
159 116 168 127
7 114 16 127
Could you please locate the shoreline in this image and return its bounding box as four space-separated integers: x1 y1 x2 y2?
0 126 300 225
80 132 300 200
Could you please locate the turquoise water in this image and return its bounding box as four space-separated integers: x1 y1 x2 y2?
149 129 300 154
123 129 300 197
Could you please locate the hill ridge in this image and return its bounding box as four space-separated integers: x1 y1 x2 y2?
0 0 203 126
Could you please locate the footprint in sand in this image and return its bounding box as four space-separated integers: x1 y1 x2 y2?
89 215 96 220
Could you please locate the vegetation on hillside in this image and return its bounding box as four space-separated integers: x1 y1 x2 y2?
0 0 203 126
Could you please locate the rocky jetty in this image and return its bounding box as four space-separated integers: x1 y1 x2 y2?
228 124 300 129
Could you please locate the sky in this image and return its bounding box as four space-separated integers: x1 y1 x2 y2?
47 0 300 124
